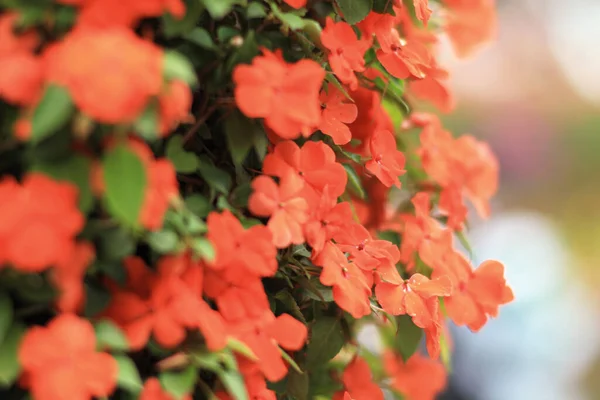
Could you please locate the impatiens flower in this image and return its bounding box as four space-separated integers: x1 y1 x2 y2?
59 0 185 28
103 256 226 350
414 0 433 25
337 357 384 400
158 80 193 136
46 26 163 124
408 63 455 113
383 351 447 400
377 33 431 79
0 173 84 272
433 254 514 331
358 12 398 53
365 130 406 188
313 242 372 318
140 377 192 400
248 175 309 248
51 242 95 313
18 314 118 400
444 0 498 58
227 310 307 382
233 49 324 139
304 186 353 254
262 140 347 206
207 209 277 278
282 0 306 8
0 13 43 106
319 84 358 145
375 273 452 329
333 223 402 284
321 18 371 90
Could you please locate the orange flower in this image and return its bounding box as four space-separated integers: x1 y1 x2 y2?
321 18 371 90
333 223 402 284
377 33 431 79
358 12 398 53
227 310 307 382
46 26 163 124
282 0 306 8
248 175 309 248
0 13 43 106
206 209 277 278
103 256 226 351
313 242 372 318
262 140 347 206
51 242 95 313
414 0 433 25
59 0 185 28
158 80 192 137
408 63 455 113
233 49 324 139
375 273 452 329
18 314 118 400
433 255 514 331
0 173 84 272
345 87 394 154
140 377 191 400
304 187 353 254
444 0 497 58
383 352 447 400
318 84 358 145
216 357 277 400
338 357 384 400
365 130 406 188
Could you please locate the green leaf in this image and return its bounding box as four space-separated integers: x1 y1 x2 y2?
306 317 345 367
275 291 306 324
219 367 248 400
163 51 198 86
166 135 200 173
95 320 129 351
343 164 366 199
230 182 252 209
84 283 112 317
217 26 240 43
191 237 215 261
0 322 25 388
227 30 260 68
377 230 401 246
185 28 217 50
32 154 94 212
198 161 232 194
102 145 147 227
0 293 13 345
286 368 309 400
335 0 372 24
185 194 210 217
298 277 334 303
202 0 246 19
95 260 127 285
147 229 180 254
159 366 197 400
269 2 307 30
279 348 303 374
163 0 205 37
395 315 423 361
115 354 143 393
133 101 160 140
31 84 74 143
98 227 135 261
247 2 267 18
372 0 396 14
227 337 258 361
224 110 266 166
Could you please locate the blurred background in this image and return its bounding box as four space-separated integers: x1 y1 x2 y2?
435 0 600 398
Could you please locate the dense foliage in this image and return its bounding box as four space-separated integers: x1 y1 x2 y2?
0 0 512 399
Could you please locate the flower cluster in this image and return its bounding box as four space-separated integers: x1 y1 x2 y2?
0 0 511 399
